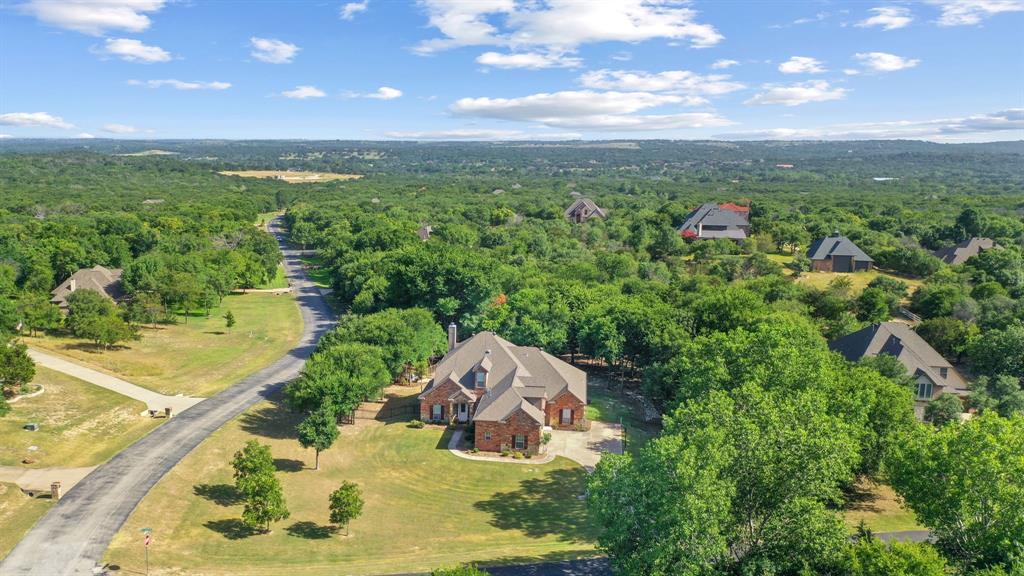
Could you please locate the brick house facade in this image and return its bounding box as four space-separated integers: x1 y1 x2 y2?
544 391 585 429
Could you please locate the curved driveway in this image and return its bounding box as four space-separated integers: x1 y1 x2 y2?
1 218 335 576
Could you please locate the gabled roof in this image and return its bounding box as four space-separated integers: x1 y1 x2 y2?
932 237 995 265
416 224 432 241
829 322 968 395
50 265 124 308
679 203 750 236
565 198 606 219
806 232 873 262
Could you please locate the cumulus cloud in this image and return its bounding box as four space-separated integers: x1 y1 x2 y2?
476 51 582 69
383 128 582 140
414 0 723 54
128 79 231 90
0 134 12 139
20 0 165 35
928 0 1024 25
857 6 914 30
854 51 920 72
250 37 299 64
577 69 744 103
102 123 138 134
711 59 739 69
716 108 1024 141
340 0 368 20
366 86 403 99
281 85 326 99
778 56 826 74
101 38 171 62
450 90 733 131
75 132 96 138
745 80 847 106
0 111 74 129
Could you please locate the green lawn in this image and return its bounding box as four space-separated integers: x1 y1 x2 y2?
300 255 331 289
256 211 283 229
257 264 289 290
843 479 923 533
105 391 598 576
0 482 52 560
26 292 302 398
795 269 924 297
0 367 161 468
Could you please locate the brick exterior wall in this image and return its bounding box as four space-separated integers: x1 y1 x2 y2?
475 410 542 454
545 392 585 430
419 379 462 422
811 258 833 272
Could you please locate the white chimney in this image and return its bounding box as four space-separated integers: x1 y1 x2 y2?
68 278 76 292
448 323 458 352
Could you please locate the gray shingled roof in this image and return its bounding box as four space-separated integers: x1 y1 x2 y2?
679 203 749 237
932 237 995 265
50 265 124 309
565 198 606 219
829 322 968 395
420 331 587 424
806 233 874 262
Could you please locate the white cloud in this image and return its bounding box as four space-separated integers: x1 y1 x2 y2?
778 56 826 74
128 79 231 90
857 6 914 30
281 85 326 99
476 51 582 69
102 123 138 134
450 90 733 131
716 108 1024 142
101 38 171 62
928 0 1024 25
711 59 739 69
250 37 299 64
0 134 12 139
414 0 723 54
854 51 920 72
843 68 861 75
340 0 369 20
20 0 165 35
383 128 582 140
577 69 744 103
0 112 74 129
366 86 403 100
745 81 847 106
611 51 633 62
75 132 96 138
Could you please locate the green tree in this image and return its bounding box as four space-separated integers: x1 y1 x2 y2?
328 481 364 536
843 534 948 576
0 335 36 415
431 565 489 576
856 287 894 323
231 440 289 533
915 317 978 362
923 393 963 427
223 309 236 333
17 294 61 336
968 324 1024 379
968 374 1024 417
297 407 338 470
284 342 391 414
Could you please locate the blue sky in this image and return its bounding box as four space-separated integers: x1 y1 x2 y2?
1 0 1022 141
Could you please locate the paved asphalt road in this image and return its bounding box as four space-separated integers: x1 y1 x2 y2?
0 218 335 576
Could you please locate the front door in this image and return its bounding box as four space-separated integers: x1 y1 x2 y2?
458 402 468 422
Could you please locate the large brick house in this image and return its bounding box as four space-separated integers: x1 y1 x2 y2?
678 202 750 240
50 265 124 312
419 326 587 455
806 231 873 272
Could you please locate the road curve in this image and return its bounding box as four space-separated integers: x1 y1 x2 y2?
1 218 335 576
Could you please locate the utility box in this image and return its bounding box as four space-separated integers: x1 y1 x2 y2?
51 481 62 501
165 407 173 419
23 423 39 432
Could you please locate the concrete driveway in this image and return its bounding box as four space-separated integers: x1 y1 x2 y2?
548 421 623 471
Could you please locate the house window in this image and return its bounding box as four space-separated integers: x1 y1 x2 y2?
513 434 526 450
939 367 949 379
432 404 443 420
484 431 492 441
561 408 572 425
916 381 934 401
475 371 486 388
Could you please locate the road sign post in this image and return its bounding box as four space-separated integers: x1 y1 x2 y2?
141 528 152 576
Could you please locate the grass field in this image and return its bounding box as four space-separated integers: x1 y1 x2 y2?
25 292 302 398
219 171 362 183
0 482 52 560
300 255 332 288
105 391 598 575
843 479 923 533
0 367 161 468
257 264 290 290
795 268 924 296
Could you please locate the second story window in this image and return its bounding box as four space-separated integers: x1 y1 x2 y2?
475 371 486 388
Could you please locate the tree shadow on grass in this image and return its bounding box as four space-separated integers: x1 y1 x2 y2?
286 521 336 540
274 458 305 473
474 468 598 544
238 402 302 440
193 483 244 506
204 518 259 540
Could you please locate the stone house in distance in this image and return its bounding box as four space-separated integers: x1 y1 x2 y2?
806 231 873 272
419 325 587 455
564 198 606 224
49 265 124 312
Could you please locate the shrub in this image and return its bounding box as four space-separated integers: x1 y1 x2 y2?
408 419 425 429
500 450 510 457
541 432 552 445
512 451 524 460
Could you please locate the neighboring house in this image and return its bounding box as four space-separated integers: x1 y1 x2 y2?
830 322 970 418
419 325 588 455
932 237 995 265
416 224 433 241
565 198 607 223
50 265 124 311
678 202 751 240
806 231 873 272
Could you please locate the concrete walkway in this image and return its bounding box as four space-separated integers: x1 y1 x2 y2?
0 466 96 495
26 348 203 416
447 429 556 465
446 421 623 470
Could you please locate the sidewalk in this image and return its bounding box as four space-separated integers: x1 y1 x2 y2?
27 349 204 416
0 465 96 494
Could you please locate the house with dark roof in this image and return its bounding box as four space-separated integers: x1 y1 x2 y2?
806 231 873 272
50 265 124 312
678 202 750 240
419 326 587 455
565 198 606 223
416 224 433 241
932 237 995 265
830 322 969 417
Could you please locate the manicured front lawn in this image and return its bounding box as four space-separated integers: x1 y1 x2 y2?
0 482 51 560
0 367 161 468
25 292 302 398
843 479 923 533
105 394 599 575
795 269 923 297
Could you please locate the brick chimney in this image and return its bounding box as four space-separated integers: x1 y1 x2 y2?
447 323 458 352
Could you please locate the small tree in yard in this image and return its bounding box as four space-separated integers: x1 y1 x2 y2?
924 393 963 427
297 406 338 470
328 481 363 536
224 310 236 333
432 565 489 576
232 440 289 533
